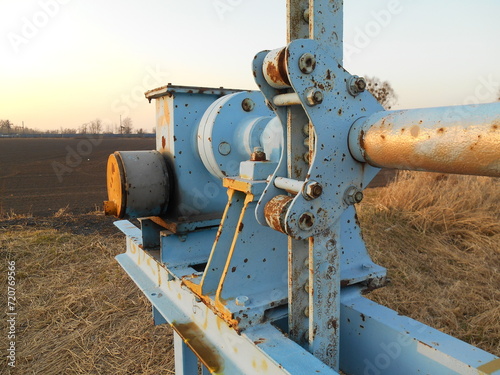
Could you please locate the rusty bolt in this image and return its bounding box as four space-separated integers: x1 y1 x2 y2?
348 76 367 96
235 295 250 307
250 146 266 161
299 53 316 74
303 180 323 200
303 123 310 136
305 88 323 106
298 212 315 231
344 186 364 205
241 98 255 112
303 152 310 163
303 329 310 342
303 8 310 22
304 307 309 318
304 280 310 293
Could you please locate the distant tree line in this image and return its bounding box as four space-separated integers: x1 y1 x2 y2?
0 117 155 136
4 84 496 136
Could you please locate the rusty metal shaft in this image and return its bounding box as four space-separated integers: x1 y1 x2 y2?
349 102 500 177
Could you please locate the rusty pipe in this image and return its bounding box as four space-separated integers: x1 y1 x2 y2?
348 103 500 177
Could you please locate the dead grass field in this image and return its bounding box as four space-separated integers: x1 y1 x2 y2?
359 172 500 355
0 172 498 374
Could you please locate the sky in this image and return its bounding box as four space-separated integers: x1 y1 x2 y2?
0 0 499 132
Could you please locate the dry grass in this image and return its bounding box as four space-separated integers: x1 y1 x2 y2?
0 209 33 220
0 172 498 374
0 221 174 375
358 171 500 356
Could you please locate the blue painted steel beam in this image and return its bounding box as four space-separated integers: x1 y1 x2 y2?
340 287 500 375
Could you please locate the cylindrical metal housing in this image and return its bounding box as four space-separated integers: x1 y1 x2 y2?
349 103 500 177
105 150 170 218
264 195 293 234
262 47 291 89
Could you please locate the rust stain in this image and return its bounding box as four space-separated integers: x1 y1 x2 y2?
477 358 500 374
264 195 293 234
172 322 224 373
265 48 290 87
161 136 166 149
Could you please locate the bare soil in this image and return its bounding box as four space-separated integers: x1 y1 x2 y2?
0 138 155 217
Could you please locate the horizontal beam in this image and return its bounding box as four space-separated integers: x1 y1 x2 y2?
340 287 500 375
349 103 500 177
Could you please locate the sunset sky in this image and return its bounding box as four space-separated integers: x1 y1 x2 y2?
1 0 499 132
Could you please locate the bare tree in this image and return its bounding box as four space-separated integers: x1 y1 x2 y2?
0 119 13 134
79 123 88 134
366 76 398 110
88 118 102 134
122 117 133 134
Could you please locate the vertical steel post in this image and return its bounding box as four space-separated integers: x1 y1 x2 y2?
287 0 344 369
286 0 312 349
309 0 343 62
174 332 199 375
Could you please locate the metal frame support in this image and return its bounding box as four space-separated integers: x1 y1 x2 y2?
174 332 199 375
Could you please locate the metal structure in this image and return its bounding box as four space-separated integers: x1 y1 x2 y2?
105 2 500 374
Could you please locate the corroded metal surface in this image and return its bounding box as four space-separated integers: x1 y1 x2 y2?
350 103 500 177
262 48 290 89
264 195 293 234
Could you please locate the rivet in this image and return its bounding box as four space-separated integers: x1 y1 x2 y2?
218 141 231 156
241 98 255 112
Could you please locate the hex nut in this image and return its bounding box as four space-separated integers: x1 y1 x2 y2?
250 146 266 161
348 76 367 96
305 88 324 106
344 186 364 205
299 53 316 74
303 180 323 200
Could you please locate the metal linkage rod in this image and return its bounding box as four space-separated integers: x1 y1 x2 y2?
349 103 500 177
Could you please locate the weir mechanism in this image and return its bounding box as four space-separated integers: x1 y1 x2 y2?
104 2 500 374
